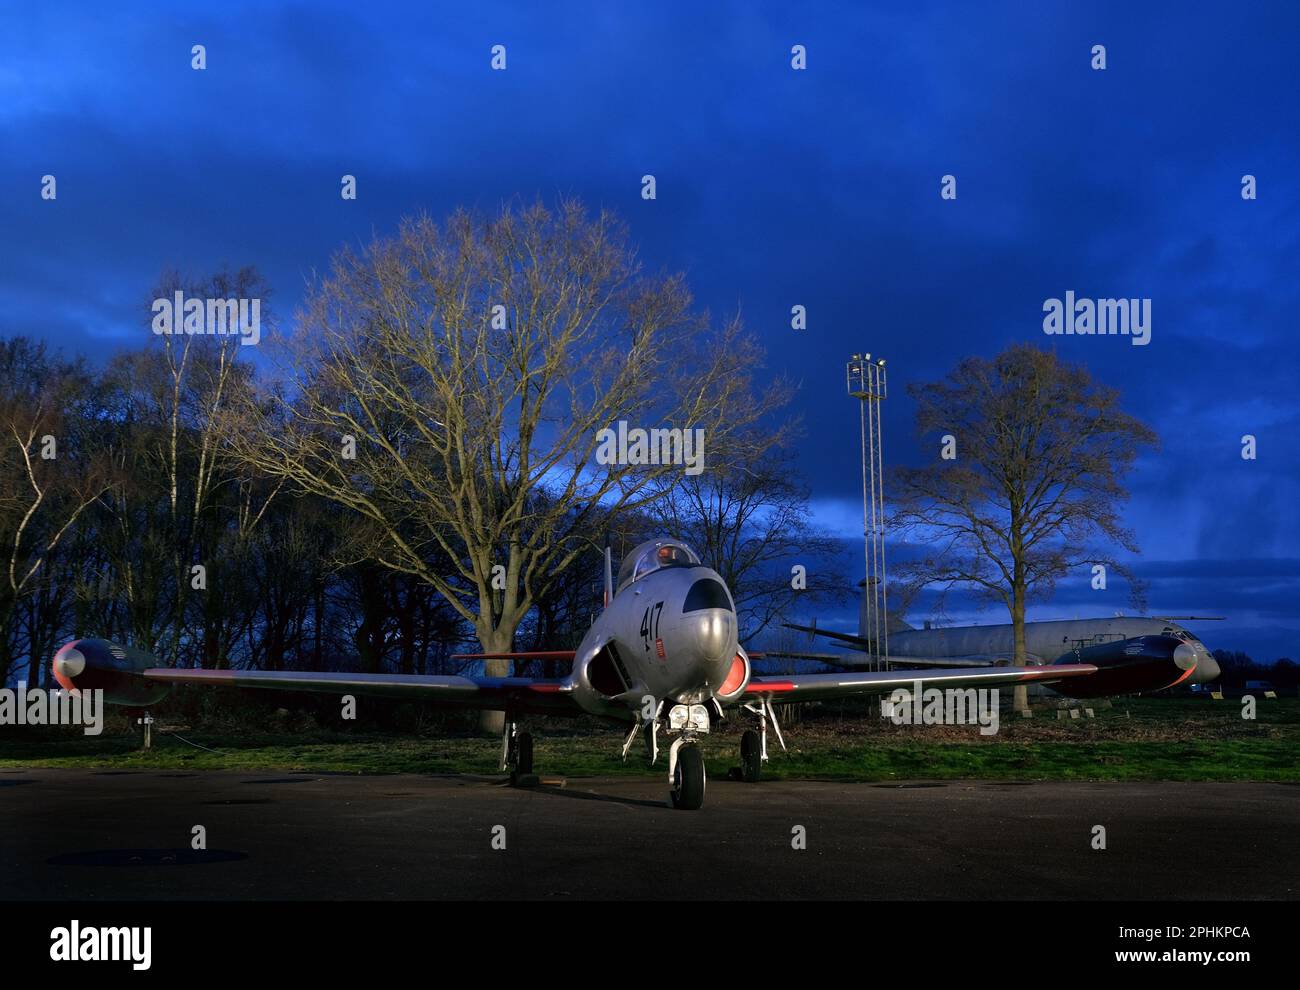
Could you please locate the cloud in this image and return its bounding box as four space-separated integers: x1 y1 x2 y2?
2 0 1295 655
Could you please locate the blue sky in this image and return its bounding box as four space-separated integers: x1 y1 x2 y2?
2 1 1297 659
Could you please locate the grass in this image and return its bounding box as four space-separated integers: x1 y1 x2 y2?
1 697 1296 782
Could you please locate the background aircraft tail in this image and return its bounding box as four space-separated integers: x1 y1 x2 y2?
858 578 915 640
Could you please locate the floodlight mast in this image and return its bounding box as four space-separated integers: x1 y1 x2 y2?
846 355 889 670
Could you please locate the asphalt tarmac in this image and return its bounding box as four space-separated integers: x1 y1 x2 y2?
2 769 1296 900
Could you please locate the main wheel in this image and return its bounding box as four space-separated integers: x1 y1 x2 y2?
670 744 706 810
515 731 534 775
740 729 761 783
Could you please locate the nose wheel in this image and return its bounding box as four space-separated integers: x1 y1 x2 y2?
669 740 706 810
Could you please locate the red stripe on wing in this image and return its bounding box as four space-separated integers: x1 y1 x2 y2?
745 679 797 693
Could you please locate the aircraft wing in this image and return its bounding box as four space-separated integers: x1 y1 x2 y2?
765 645 1054 669
452 651 576 661
735 662 1097 704
765 650 1005 668
781 623 1041 668
878 656 999 668
782 622 870 648
762 650 862 663
141 668 581 716
878 650 1047 668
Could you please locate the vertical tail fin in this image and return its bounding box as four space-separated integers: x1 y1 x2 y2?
858 579 871 641
858 577 914 641
603 543 614 608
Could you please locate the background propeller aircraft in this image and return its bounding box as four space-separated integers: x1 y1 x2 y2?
782 605 1222 696
54 538 1114 810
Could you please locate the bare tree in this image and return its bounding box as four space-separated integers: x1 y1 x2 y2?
144 267 277 665
890 344 1158 711
231 199 776 731
0 339 112 684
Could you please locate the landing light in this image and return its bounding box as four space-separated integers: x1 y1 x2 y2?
667 704 711 733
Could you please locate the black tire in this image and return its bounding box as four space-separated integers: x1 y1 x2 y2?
515 731 534 776
670 744 706 810
740 729 761 783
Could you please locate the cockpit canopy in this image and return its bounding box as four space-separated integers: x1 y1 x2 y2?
616 539 700 593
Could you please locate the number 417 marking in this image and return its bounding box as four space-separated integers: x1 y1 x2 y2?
641 601 664 651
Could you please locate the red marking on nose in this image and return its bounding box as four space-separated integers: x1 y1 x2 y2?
52 643 83 693
719 654 747 695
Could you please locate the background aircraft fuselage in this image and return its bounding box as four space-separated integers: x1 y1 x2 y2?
886 616 1221 685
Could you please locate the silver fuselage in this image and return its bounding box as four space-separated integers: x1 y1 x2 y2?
568 563 743 720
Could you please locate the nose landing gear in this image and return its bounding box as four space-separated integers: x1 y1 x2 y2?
661 702 710 809
668 737 705 810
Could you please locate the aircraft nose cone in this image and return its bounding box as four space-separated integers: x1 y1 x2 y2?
1198 652 1221 682
1173 643 1197 671
52 642 86 691
695 610 736 664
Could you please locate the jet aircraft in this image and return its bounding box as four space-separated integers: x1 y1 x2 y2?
52 538 1180 810
784 593 1221 694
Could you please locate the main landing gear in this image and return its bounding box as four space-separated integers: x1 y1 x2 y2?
738 696 785 783
500 719 534 784
740 729 761 783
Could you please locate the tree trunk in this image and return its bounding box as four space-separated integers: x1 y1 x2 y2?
314 582 324 666
477 625 513 735
1011 576 1029 714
